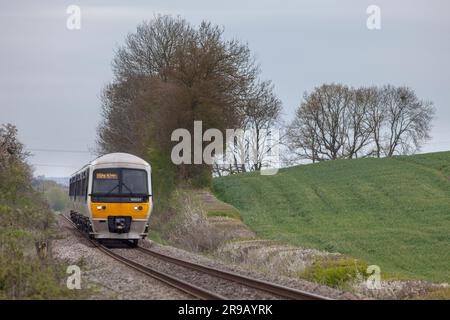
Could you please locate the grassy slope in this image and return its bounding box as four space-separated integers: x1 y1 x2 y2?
212 152 450 283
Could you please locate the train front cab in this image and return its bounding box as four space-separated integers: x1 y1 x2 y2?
88 166 152 242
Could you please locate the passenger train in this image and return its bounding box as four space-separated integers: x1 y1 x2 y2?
68 153 152 246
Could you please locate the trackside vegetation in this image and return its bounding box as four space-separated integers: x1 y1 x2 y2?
0 124 83 299
213 151 450 283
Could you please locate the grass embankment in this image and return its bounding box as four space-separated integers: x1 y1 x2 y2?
213 152 450 283
195 190 241 220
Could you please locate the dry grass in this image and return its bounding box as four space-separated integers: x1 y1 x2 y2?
414 286 450 300
215 239 334 276
160 189 235 252
149 189 255 252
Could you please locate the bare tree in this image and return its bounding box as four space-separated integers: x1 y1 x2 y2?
287 84 435 162
97 77 149 157
287 100 321 163
344 87 374 158
382 85 435 156
365 87 385 158
112 15 193 81
242 81 282 171
287 84 351 162
213 80 282 174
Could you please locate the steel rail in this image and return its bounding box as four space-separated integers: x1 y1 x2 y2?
136 245 331 300
61 214 226 300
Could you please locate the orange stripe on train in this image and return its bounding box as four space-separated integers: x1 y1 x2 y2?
90 201 150 219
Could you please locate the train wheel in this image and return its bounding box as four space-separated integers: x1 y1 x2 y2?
130 239 138 248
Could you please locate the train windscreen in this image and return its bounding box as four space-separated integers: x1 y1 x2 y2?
92 168 148 196
121 169 148 195
92 169 120 194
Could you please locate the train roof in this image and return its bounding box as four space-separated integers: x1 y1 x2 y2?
70 153 150 178
91 153 150 167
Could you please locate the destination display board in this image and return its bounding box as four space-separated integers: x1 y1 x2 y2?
95 172 118 180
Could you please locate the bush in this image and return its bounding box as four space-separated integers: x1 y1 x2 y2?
45 186 69 212
0 124 84 299
190 165 212 188
0 250 81 299
147 147 176 211
300 257 368 289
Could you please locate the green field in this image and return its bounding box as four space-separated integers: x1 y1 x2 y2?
212 152 450 283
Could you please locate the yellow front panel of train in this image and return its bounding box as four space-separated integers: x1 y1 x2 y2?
90 201 150 219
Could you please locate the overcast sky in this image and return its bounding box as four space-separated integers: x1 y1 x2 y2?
1 0 449 177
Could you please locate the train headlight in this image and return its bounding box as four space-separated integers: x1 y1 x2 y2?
134 206 143 211
97 206 106 210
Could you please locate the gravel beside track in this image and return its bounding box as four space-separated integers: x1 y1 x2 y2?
53 215 191 299
112 247 284 300
139 240 362 300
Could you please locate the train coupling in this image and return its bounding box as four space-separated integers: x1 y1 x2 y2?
107 216 132 234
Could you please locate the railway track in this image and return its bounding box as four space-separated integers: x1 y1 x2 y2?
61 214 224 299
61 214 330 300
135 245 329 300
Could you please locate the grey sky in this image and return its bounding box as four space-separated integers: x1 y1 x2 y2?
1 0 449 177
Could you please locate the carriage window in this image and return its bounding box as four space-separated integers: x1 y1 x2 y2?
81 176 86 197
84 171 89 199
122 169 148 195
76 179 81 196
